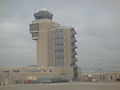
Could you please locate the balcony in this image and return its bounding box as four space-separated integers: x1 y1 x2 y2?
72 50 77 56
31 32 39 40
72 44 77 50
71 37 77 43
71 28 77 35
71 61 77 67
32 37 38 40
72 57 78 62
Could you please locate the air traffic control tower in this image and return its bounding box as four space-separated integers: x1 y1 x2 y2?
29 9 78 80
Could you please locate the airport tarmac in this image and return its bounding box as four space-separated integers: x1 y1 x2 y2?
0 82 120 90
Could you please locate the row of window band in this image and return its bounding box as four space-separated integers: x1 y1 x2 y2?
3 70 52 73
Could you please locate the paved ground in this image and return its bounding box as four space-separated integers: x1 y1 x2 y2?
0 82 120 90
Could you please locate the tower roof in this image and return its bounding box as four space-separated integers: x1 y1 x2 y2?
34 10 53 20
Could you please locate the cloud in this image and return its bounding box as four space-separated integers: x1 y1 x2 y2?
0 0 120 71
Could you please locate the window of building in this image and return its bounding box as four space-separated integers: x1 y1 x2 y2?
49 70 52 72
29 23 39 31
103 75 105 80
13 70 20 73
30 70 44 72
3 70 9 73
111 76 113 80
53 28 64 67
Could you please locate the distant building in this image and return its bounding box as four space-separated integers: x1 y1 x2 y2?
80 71 120 82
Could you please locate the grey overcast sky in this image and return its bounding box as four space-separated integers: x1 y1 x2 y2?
0 0 120 71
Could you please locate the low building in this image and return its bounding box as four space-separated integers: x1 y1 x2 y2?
0 66 73 85
80 71 120 82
